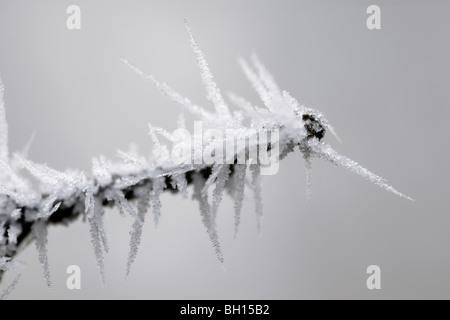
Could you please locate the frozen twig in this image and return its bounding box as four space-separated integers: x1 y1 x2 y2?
0 23 412 288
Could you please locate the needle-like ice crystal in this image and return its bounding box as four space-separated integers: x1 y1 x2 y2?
0 23 412 290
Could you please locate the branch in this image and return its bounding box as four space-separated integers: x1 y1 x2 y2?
0 23 412 289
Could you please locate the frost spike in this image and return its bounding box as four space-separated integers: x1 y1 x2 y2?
0 273 21 300
126 185 151 278
193 173 224 264
202 163 223 196
281 90 304 117
0 257 24 272
0 77 9 163
21 131 36 158
86 188 109 253
250 164 263 232
250 54 281 99
312 141 414 201
10 209 22 220
0 221 5 247
328 126 342 144
177 112 186 129
238 57 272 112
85 187 95 217
149 125 173 142
32 220 51 287
171 173 188 198
304 155 313 203
7 224 21 245
233 164 247 238
185 21 231 119
148 124 170 162
0 31 414 288
121 58 213 121
228 92 256 115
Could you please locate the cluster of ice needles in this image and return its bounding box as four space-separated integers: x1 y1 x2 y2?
0 22 412 295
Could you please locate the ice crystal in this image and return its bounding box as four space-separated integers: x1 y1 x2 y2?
150 177 165 226
193 173 223 264
210 165 231 221
0 274 21 300
0 22 412 286
88 197 107 283
171 173 188 198
126 184 151 277
233 164 247 238
32 220 51 287
250 165 264 232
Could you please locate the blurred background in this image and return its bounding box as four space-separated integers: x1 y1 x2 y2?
0 0 449 299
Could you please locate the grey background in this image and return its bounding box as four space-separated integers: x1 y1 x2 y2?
0 0 448 299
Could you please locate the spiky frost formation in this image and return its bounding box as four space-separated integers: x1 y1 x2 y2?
0 23 412 289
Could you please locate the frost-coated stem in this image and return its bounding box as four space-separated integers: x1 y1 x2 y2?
0 22 412 288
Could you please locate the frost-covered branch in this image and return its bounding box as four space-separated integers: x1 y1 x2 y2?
0 23 412 290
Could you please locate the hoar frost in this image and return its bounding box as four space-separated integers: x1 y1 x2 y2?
0 22 412 290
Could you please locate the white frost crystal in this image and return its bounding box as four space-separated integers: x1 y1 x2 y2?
0 257 24 272
88 197 107 283
193 173 224 264
0 22 412 291
150 177 166 226
127 185 151 277
233 164 247 238
186 21 231 120
32 220 51 287
7 224 21 245
0 78 9 163
210 165 231 221
250 165 264 232
171 173 188 198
